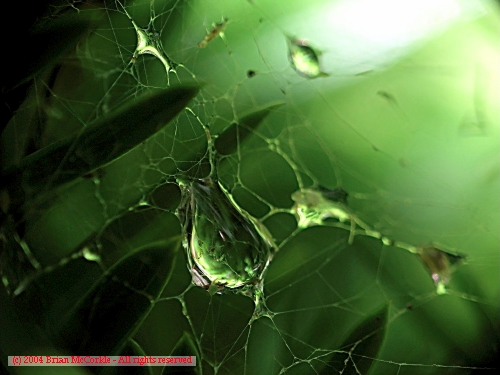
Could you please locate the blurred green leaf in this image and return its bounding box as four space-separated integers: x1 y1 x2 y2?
214 103 284 156
97 208 182 268
101 339 154 375
321 304 388 375
0 281 53 367
163 333 199 375
148 183 182 212
3 13 98 93
1 86 199 214
54 239 180 355
0 2 96 134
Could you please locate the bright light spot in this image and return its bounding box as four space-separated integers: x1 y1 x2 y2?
280 0 487 77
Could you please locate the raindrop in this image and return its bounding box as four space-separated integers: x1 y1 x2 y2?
287 37 328 79
179 178 274 294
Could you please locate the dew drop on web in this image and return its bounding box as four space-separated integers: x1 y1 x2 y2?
178 178 274 303
287 37 328 79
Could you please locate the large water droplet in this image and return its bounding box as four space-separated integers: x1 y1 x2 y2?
287 37 328 79
179 179 274 293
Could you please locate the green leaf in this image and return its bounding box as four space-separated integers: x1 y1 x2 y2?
97 207 182 268
0 282 52 365
1 3 91 135
101 339 154 375
214 102 284 156
3 12 99 93
54 239 180 355
1 86 199 213
1 192 181 297
127 338 149 358
162 333 199 375
321 304 389 375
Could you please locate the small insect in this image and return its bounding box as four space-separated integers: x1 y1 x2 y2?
287 37 328 79
198 18 228 48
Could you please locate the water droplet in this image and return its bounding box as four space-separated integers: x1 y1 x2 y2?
287 37 328 79
180 179 274 293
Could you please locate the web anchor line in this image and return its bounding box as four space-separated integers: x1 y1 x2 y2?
116 0 196 86
291 187 466 294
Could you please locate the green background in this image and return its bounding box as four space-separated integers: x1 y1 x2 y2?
1 0 499 374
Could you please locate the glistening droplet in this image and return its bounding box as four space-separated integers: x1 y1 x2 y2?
179 179 274 293
287 37 328 79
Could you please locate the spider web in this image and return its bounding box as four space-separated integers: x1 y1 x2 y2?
1 0 499 374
